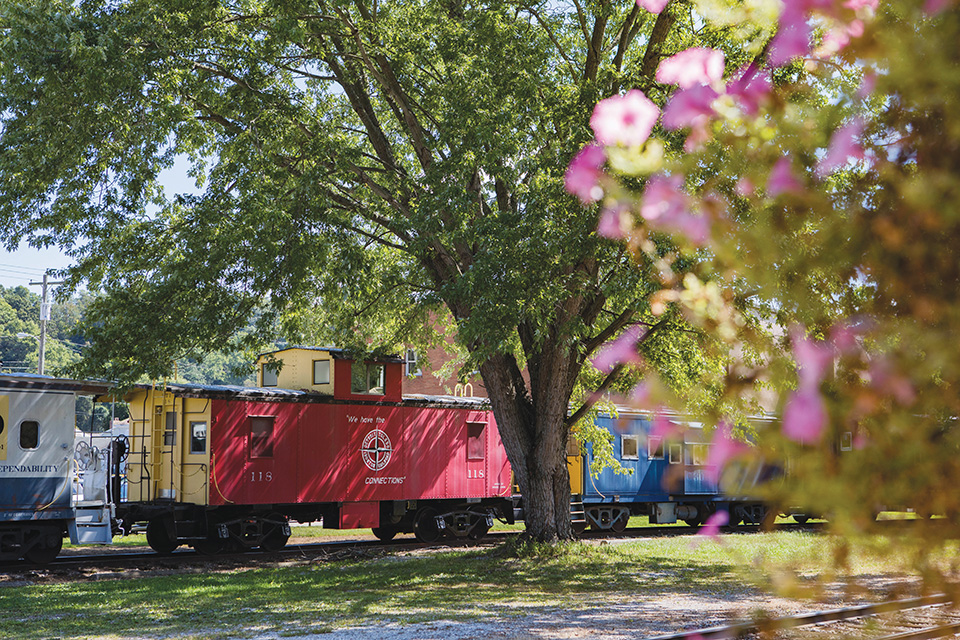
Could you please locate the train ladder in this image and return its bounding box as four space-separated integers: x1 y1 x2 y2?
570 494 587 530
148 386 175 500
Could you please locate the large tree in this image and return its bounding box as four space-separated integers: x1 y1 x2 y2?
0 0 741 540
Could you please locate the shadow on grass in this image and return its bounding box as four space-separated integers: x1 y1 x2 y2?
0 543 741 639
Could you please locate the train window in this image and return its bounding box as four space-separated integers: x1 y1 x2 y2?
840 431 853 451
190 421 207 455
669 444 683 464
566 435 581 456
467 422 486 460
20 421 39 450
622 435 640 460
646 435 664 460
351 363 385 395
250 417 275 458
164 412 177 446
313 360 331 385
262 363 279 387
692 443 709 466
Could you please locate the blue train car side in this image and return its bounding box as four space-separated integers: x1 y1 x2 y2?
577 411 769 530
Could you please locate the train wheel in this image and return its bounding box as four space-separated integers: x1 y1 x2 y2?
372 526 398 541
23 529 63 565
793 514 810 525
413 507 442 543
260 514 290 552
192 537 225 555
146 518 180 554
571 521 587 535
610 512 629 533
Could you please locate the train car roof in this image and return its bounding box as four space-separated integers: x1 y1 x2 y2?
0 372 116 395
256 345 404 363
127 381 491 409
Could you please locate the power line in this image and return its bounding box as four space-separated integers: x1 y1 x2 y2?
0 263 47 275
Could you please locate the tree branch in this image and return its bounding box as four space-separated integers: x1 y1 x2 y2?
613 4 643 74
520 5 580 82
640 4 675 82
583 11 609 84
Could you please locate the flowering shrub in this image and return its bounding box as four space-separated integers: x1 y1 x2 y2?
571 0 960 568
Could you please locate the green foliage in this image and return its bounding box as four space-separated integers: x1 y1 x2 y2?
0 285 85 374
75 395 130 432
592 0 960 584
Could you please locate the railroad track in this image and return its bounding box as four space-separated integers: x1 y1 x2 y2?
0 520 820 572
649 594 960 640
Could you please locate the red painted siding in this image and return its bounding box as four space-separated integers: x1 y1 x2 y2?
209 399 304 506
209 396 512 524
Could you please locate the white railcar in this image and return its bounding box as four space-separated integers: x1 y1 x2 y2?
0 375 116 563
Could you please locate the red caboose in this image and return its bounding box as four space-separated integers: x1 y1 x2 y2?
119 348 516 553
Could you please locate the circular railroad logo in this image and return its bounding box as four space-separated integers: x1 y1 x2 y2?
361 429 392 472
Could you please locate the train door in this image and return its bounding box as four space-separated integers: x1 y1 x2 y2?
566 434 584 495
178 397 211 505
683 438 719 495
153 396 181 501
465 418 488 494
241 408 299 504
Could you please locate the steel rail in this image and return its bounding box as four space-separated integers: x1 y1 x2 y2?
644 594 954 640
877 622 960 640
2 520 818 570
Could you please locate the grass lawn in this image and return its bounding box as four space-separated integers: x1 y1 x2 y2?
5 529 949 640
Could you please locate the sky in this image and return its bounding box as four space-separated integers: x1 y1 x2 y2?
0 158 197 290
0 245 74 289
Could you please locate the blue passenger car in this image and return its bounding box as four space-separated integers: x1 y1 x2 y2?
576 410 768 530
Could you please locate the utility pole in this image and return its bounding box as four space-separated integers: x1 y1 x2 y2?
28 272 65 376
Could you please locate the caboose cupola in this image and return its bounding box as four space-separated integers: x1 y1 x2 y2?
254 347 403 401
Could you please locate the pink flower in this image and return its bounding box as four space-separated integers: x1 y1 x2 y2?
868 360 916 406
768 5 812 66
791 326 834 391
683 116 712 152
767 157 803 197
696 510 729 540
727 65 772 116
844 0 878 9
636 0 670 12
591 325 645 374
630 381 652 407
565 144 606 204
650 410 682 442
829 320 864 354
590 90 660 147
817 19 863 58
857 71 877 98
704 423 749 484
735 177 755 197
597 203 628 239
817 118 866 177
783 388 828 443
640 174 687 222
640 174 712 245
656 48 725 89
925 0 952 14
661 85 719 130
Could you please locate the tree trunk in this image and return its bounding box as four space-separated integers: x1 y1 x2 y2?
479 346 578 542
